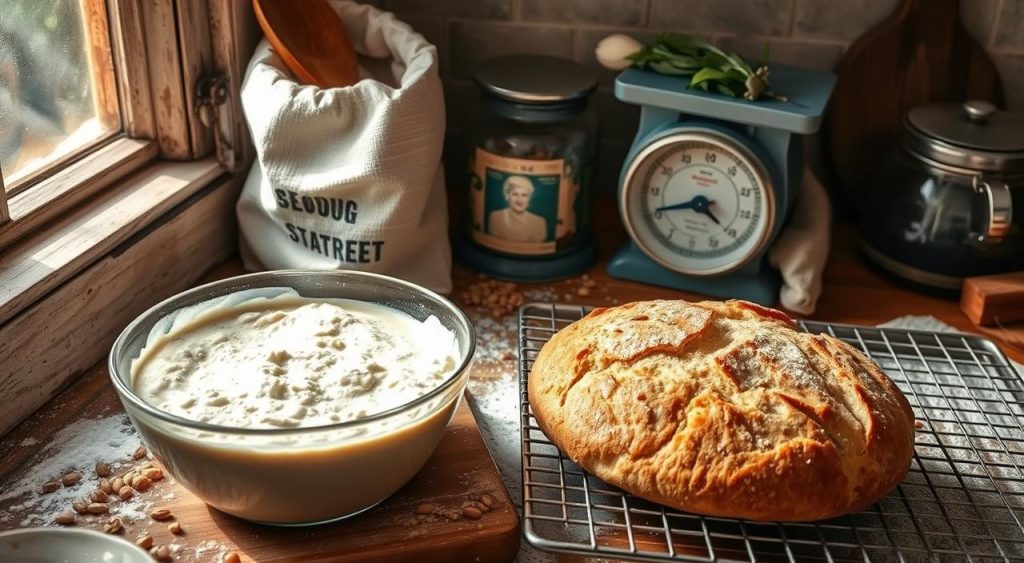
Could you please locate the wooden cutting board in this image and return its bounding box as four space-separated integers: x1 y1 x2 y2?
0 367 520 563
823 0 1004 218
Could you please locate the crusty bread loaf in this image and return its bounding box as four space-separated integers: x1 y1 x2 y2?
528 299 915 522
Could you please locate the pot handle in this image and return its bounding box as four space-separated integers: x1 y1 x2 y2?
972 176 1012 245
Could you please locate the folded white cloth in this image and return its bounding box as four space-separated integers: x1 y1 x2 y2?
768 167 832 315
236 0 452 293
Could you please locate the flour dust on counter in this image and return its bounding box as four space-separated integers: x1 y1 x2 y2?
462 286 554 370
0 414 241 561
0 415 148 526
457 274 618 372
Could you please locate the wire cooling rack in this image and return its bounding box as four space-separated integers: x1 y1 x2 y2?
519 303 1024 562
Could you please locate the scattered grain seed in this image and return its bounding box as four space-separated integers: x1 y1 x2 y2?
41 480 60 494
99 478 113 494
222 552 241 563
583 279 597 288
132 475 152 492
168 521 183 535
142 467 164 481
150 545 171 561
149 508 172 521
132 446 147 460
576 287 591 297
136 535 154 549
72 499 88 514
111 477 124 492
481 494 494 507
54 512 76 525
87 502 109 514
462 506 483 520
914 420 925 429
462 279 524 317
121 471 137 485
104 517 124 534
415 503 435 515
95 462 111 477
118 486 135 501
90 489 109 503
61 471 81 487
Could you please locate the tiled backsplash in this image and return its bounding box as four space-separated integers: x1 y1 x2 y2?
370 0 1024 190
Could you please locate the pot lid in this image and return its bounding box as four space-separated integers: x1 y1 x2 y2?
905 101 1024 172
474 55 597 104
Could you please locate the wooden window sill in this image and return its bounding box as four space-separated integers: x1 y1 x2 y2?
0 158 223 326
0 138 158 252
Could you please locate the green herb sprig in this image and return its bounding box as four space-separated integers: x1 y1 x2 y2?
627 33 785 102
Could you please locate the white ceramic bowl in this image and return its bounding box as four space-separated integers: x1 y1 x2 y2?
108 271 475 526
0 528 152 563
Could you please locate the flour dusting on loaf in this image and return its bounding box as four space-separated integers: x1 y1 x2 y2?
527 299 915 522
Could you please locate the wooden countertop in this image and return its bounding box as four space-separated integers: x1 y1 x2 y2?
0 212 1020 562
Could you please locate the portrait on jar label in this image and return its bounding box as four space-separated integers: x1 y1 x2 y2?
483 169 559 243
486 174 552 243
470 149 574 256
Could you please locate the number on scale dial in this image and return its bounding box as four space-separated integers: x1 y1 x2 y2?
622 132 775 276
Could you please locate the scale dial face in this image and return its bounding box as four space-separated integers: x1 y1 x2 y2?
621 130 775 276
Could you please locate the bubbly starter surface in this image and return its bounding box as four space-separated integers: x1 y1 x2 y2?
131 298 459 429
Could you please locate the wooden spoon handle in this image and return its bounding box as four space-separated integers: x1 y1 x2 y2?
253 0 360 88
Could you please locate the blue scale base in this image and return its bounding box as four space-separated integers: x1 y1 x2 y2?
608 244 780 306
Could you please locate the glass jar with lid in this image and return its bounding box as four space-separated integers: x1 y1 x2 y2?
455 55 598 281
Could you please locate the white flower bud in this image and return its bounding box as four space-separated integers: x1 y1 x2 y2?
595 34 644 71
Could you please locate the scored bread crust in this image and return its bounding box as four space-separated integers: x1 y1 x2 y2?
528 299 915 522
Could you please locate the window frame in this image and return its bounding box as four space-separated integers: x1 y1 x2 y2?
1 0 122 197
0 0 233 251
0 0 258 436
0 0 139 222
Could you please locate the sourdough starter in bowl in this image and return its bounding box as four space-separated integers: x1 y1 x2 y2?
132 298 457 428
123 290 464 525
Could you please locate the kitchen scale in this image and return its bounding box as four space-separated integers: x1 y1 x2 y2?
608 65 836 305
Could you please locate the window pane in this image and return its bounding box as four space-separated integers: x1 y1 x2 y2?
0 0 120 192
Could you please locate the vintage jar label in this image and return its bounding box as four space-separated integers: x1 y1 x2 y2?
469 148 579 256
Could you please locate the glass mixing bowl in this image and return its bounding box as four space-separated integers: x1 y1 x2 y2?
109 270 475 526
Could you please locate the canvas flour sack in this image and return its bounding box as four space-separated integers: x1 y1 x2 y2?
237 1 451 292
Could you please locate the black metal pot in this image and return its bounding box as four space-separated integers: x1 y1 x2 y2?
861 101 1024 291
